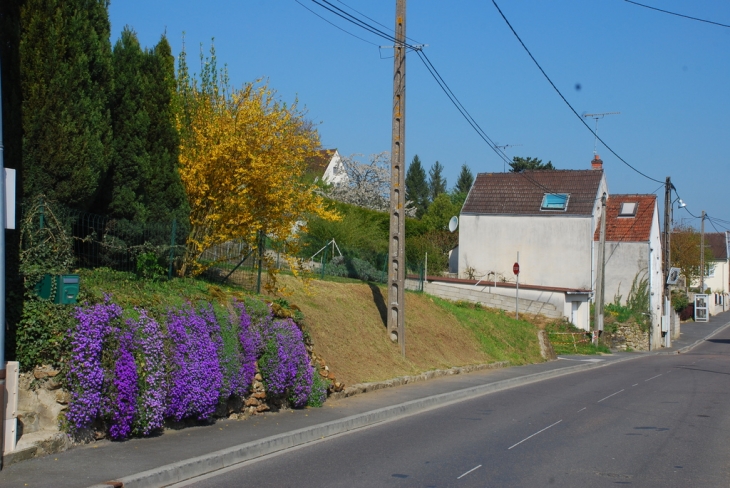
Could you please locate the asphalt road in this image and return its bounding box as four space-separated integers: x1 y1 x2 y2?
177 329 730 487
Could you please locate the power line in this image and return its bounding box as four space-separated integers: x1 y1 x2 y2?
334 0 424 44
295 0 379 46
490 0 664 185
624 0 730 29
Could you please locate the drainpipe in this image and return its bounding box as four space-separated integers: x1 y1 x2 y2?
0 50 6 466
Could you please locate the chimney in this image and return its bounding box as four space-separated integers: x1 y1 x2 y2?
591 154 603 170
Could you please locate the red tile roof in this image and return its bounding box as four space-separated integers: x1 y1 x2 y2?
704 233 729 260
462 170 604 216
305 148 337 175
594 194 656 242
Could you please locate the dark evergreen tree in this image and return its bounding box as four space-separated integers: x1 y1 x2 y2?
20 0 113 210
405 154 429 218
143 35 189 224
509 156 555 173
106 26 150 220
428 160 447 203
454 163 474 195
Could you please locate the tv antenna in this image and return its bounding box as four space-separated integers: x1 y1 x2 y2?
583 112 620 156
496 144 522 172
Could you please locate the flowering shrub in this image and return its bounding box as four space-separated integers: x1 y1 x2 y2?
258 318 314 408
108 330 138 439
130 310 167 436
66 296 323 440
67 301 122 432
237 301 261 393
165 305 223 421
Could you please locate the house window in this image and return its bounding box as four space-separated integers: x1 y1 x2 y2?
705 263 716 278
541 193 569 211
619 202 637 217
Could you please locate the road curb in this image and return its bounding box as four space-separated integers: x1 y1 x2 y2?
89 355 639 488
674 320 730 354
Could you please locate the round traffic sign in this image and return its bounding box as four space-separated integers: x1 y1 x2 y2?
513 262 520 275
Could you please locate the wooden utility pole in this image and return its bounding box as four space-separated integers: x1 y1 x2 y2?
661 176 673 351
700 210 706 293
387 0 407 356
594 192 607 344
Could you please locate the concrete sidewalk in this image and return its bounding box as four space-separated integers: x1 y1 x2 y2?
1 312 728 488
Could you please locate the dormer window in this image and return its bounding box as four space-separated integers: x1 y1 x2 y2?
541 193 569 211
619 202 637 217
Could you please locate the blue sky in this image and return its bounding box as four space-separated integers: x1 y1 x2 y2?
109 0 730 230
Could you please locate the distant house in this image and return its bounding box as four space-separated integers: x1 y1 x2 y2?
305 148 347 186
457 158 608 330
595 194 663 346
695 232 729 314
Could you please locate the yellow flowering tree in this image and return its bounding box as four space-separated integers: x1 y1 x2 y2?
176 43 337 276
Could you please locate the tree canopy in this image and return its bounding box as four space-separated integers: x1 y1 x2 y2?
454 163 474 195
405 154 429 218
670 223 714 291
428 161 447 202
176 43 337 275
20 0 113 209
509 156 555 173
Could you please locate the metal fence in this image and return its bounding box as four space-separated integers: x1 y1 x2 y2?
22 199 187 277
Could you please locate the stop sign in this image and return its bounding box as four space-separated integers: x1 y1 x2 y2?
513 262 520 275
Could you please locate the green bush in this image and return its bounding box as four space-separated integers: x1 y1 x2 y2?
136 252 166 280
325 256 382 282
16 296 75 372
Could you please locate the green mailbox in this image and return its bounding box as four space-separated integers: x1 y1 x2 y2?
34 274 80 304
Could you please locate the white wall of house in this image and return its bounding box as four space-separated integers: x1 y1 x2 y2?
597 206 662 348
458 214 595 291
322 150 348 185
702 259 729 295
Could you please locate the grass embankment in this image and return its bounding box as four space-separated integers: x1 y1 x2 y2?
268 275 545 386
78 269 548 388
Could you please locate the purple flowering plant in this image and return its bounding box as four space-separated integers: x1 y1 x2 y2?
130 310 167 436
165 304 223 421
67 299 122 432
108 329 138 439
258 317 314 408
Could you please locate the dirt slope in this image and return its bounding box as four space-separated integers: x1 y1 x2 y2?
273 276 526 386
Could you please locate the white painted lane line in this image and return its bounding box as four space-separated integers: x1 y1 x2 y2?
645 374 663 382
632 384 639 387
597 389 624 403
457 464 482 480
577 407 587 413
508 420 563 450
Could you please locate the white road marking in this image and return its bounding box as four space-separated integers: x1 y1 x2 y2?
577 407 587 413
508 420 563 450
597 389 624 403
632 383 639 387
457 464 482 479
645 374 663 382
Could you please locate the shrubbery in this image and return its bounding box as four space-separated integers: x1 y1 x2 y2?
65 296 322 439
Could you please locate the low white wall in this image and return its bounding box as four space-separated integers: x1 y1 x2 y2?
411 279 564 320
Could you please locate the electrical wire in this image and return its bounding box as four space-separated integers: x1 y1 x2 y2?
491 0 664 185
295 0 380 46
334 0 424 44
624 0 730 29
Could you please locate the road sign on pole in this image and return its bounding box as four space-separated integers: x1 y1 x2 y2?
513 262 519 275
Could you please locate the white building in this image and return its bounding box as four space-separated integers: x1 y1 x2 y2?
457 157 608 330
596 194 663 348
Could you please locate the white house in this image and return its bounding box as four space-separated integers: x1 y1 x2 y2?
306 148 348 186
697 232 729 315
457 157 609 330
596 194 663 348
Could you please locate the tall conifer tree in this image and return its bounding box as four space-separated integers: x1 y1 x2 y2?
428 160 447 203
144 35 189 224
20 0 113 210
454 163 474 195
405 154 429 218
106 26 150 220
